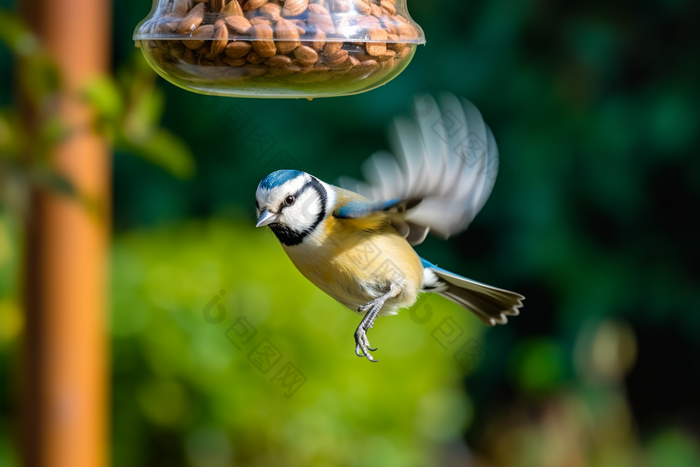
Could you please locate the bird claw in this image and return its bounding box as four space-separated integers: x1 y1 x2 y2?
355 344 364 358
354 328 379 362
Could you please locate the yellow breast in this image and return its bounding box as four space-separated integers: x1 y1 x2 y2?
282 215 424 314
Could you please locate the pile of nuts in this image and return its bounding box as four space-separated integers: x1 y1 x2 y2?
137 0 421 86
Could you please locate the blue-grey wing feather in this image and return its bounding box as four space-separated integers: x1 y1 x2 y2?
333 199 403 219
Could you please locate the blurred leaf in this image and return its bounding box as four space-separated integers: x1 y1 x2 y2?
83 76 124 123
123 82 165 141
510 338 565 394
0 9 59 105
84 53 194 179
0 8 39 55
648 91 697 154
38 116 70 148
649 430 700 467
29 168 76 198
118 129 194 179
137 378 189 428
16 54 60 106
0 112 19 159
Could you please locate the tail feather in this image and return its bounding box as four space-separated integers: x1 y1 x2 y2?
421 257 524 326
441 284 522 326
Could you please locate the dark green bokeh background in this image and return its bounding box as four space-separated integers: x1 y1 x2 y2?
1 0 700 465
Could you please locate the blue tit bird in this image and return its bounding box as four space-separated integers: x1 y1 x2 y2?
255 94 524 362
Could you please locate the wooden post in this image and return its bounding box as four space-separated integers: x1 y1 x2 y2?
20 0 111 466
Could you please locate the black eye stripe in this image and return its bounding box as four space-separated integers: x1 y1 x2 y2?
278 183 312 211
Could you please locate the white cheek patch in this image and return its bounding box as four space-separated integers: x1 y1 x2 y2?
284 189 322 230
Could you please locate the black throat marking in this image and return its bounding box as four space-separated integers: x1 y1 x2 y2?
270 177 327 246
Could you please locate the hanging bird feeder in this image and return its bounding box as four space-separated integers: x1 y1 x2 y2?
134 0 425 98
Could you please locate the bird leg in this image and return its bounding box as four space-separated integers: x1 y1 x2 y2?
354 283 401 362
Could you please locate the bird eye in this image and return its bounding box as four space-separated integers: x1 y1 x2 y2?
284 195 296 206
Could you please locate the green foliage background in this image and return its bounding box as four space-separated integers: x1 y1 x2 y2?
1 0 700 465
109 220 480 467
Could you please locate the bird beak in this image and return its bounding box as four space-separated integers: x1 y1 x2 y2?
256 210 278 227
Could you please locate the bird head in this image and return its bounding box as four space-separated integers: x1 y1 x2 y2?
255 170 330 246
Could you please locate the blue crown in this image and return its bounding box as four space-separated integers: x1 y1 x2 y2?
259 170 303 190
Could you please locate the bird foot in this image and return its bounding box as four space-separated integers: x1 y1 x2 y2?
352 284 401 363
358 298 383 314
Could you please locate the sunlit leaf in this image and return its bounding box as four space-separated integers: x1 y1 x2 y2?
83 76 124 123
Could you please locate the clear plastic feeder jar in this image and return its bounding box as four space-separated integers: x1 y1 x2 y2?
134 0 425 98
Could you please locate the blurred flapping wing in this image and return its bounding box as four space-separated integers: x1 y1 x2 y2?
338 94 500 245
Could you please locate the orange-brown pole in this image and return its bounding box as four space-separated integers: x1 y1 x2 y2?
20 0 111 466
